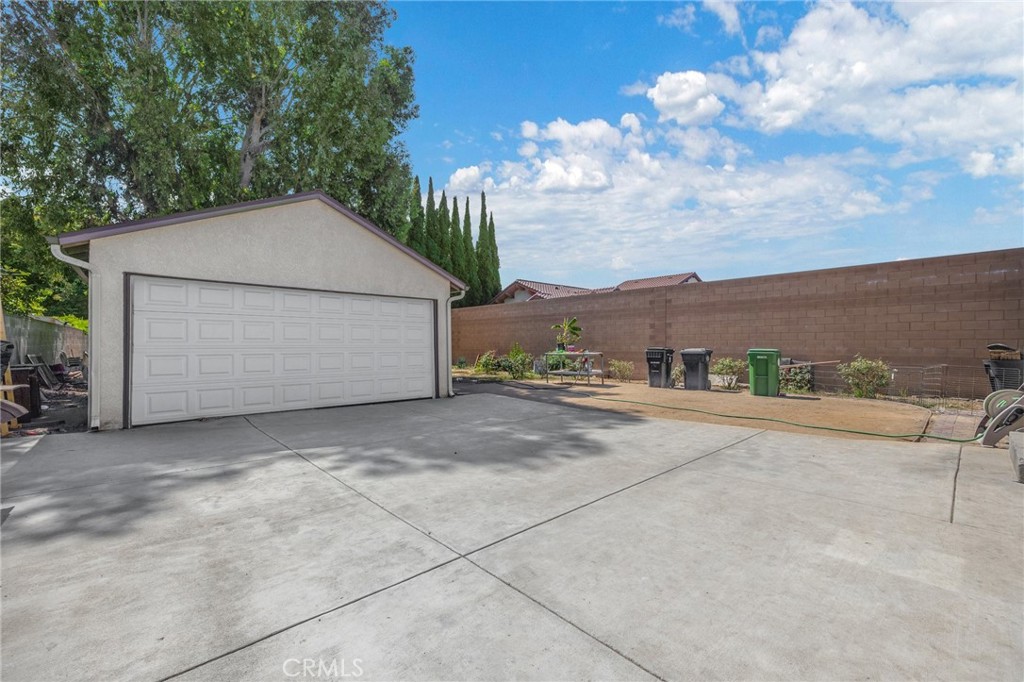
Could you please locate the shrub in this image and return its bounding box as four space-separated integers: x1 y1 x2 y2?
780 364 813 393
474 351 500 374
710 357 747 390
503 342 533 380
837 356 891 398
670 364 684 387
608 359 635 383
455 357 467 369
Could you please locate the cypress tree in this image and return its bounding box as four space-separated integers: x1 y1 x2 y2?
424 177 438 263
407 176 425 255
475 191 490 304
463 197 480 305
437 191 452 272
449 197 466 285
487 212 501 298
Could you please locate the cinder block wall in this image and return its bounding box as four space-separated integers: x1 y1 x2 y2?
452 249 1023 395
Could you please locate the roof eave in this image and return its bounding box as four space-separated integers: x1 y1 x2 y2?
56 190 466 290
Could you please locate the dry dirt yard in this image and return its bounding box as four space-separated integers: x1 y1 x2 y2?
458 378 940 442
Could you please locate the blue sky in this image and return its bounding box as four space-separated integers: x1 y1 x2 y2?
387 1 1023 287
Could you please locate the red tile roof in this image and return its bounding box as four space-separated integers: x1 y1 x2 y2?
490 279 594 303
491 272 702 304
614 272 701 290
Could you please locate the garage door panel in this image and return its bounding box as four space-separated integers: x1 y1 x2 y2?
141 279 189 307
316 353 344 371
196 318 234 343
131 276 434 425
197 354 233 377
196 284 233 308
241 385 275 409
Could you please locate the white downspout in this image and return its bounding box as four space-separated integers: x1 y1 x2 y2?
446 288 467 397
49 243 100 430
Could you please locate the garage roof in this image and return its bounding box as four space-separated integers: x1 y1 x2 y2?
56 190 467 290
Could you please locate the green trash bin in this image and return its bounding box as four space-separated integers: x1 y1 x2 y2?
748 349 781 396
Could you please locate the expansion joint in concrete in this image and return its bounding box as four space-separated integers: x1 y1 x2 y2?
949 443 963 523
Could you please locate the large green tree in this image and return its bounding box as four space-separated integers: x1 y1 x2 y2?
449 197 465 283
461 197 479 306
475 187 503 301
1 1 417 317
486 212 501 298
423 177 438 263
436 190 451 273
406 176 425 253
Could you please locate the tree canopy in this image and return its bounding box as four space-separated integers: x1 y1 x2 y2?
1 1 417 317
400 182 500 306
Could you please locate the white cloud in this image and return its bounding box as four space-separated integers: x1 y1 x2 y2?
664 126 747 164
445 116 902 283
646 71 725 126
714 2 1024 176
619 113 642 135
754 25 782 47
448 165 493 192
703 0 741 35
534 154 612 192
539 117 623 152
619 80 649 97
658 6 696 32
518 141 539 158
610 255 632 271
490 131 504 142
520 120 540 139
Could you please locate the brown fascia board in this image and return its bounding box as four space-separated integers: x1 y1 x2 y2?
56 190 467 290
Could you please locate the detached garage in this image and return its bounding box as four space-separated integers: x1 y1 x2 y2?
50 191 467 430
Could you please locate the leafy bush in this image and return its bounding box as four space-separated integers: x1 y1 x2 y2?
608 359 635 383
56 314 89 333
670 364 684 387
780 364 813 393
547 352 579 372
455 357 467 369
502 342 533 380
837 356 891 398
474 350 500 374
710 357 747 390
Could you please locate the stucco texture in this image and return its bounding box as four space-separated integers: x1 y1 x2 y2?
86 199 454 429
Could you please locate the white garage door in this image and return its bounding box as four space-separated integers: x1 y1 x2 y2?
130 276 435 425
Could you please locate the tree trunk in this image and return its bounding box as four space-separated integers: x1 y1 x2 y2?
239 87 268 190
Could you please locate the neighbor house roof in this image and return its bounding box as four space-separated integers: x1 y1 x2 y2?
53 190 467 290
491 271 702 303
614 272 702 290
490 279 595 304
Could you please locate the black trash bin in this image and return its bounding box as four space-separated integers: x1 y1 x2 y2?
645 347 674 388
680 348 713 390
983 359 1024 391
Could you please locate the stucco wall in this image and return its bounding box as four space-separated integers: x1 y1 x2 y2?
87 199 453 429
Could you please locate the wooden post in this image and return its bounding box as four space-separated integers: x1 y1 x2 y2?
0 298 18 435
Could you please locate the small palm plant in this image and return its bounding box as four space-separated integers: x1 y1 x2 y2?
551 316 582 350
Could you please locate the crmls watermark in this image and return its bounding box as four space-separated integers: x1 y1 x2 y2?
282 658 363 678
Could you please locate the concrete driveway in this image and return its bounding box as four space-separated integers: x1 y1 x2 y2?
2 393 1021 681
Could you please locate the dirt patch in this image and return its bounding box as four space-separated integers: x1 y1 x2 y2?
457 378 936 442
